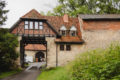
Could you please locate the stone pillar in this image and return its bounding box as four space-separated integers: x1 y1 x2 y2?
46 37 56 68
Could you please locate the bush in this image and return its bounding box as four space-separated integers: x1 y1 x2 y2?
71 44 120 80
0 29 19 73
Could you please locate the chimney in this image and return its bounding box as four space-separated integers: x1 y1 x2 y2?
63 14 69 23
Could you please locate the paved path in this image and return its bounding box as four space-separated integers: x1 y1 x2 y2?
1 69 40 80
1 62 46 80
25 62 46 71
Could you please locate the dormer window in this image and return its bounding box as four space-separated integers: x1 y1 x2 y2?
60 25 67 36
70 26 77 36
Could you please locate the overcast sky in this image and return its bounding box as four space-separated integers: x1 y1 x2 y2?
3 0 58 28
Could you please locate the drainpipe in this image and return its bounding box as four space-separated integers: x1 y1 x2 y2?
56 44 58 67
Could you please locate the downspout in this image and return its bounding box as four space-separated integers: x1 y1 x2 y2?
56 44 58 67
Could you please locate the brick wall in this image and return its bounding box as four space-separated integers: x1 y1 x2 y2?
83 20 120 30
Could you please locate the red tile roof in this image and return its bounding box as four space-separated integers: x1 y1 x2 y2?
25 44 46 51
55 36 84 43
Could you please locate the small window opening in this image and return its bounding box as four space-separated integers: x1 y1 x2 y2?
66 44 71 51
60 44 64 51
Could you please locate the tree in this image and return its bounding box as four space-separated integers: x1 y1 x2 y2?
0 0 18 72
51 0 120 16
0 0 8 25
0 29 19 72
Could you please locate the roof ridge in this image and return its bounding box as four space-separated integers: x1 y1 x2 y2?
21 9 42 18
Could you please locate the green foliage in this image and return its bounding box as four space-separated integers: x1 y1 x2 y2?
0 28 19 73
71 43 120 80
0 69 22 79
51 0 120 16
37 67 70 80
0 0 8 25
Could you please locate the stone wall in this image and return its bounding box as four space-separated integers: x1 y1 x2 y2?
46 37 57 67
15 36 21 66
57 44 83 66
80 30 120 53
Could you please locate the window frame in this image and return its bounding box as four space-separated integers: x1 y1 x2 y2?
61 30 66 36
39 22 43 30
24 21 44 30
29 21 34 29
34 21 39 30
24 21 29 29
70 31 76 36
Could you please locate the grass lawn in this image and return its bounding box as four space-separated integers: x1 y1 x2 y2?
37 67 70 80
0 69 22 79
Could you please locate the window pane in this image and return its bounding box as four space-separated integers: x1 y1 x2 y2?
35 22 38 29
39 25 43 30
29 21 33 29
25 25 28 29
39 22 43 25
25 21 28 24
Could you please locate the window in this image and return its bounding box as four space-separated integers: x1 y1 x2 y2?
39 25 43 30
60 25 67 36
71 31 76 36
39 22 43 25
60 44 64 51
70 26 77 36
66 45 71 51
61 30 66 36
24 21 44 30
24 21 29 29
29 21 33 29
35 22 38 29
39 22 43 30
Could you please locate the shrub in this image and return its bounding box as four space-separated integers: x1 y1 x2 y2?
71 44 120 80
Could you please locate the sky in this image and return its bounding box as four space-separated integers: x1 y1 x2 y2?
3 0 58 28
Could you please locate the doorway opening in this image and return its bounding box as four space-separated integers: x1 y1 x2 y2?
35 51 45 62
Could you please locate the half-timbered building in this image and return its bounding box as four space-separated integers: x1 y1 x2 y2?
10 9 84 67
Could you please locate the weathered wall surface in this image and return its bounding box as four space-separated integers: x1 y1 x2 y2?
46 37 57 67
15 36 21 66
57 44 83 66
80 19 120 52
80 30 120 53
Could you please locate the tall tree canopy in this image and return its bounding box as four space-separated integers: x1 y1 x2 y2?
0 0 8 25
51 0 120 16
